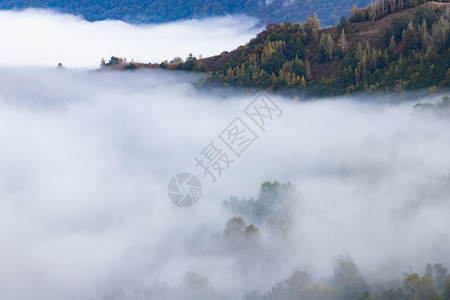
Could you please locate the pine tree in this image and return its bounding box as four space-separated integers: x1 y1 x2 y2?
432 16 449 52
226 67 234 80
368 2 378 22
355 67 361 85
389 35 397 52
419 19 433 52
305 62 312 80
319 34 335 61
300 76 306 87
338 29 348 52
309 13 320 42
350 5 358 20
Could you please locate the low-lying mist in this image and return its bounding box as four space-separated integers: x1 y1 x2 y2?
0 67 449 300
0 9 261 68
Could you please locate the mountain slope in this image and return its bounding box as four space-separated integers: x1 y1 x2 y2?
166 0 449 96
0 0 371 26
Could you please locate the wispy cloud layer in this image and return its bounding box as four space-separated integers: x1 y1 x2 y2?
0 67 449 299
0 9 261 68
0 8 449 300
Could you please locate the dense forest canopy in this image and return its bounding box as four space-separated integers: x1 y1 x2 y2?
145 1 449 97
0 0 372 26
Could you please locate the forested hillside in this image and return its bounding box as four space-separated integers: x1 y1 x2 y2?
0 0 371 26
157 0 449 96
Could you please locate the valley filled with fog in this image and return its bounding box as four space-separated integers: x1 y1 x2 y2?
1 67 449 299
0 9 449 300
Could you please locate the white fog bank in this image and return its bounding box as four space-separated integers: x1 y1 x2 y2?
0 9 261 69
0 68 449 300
